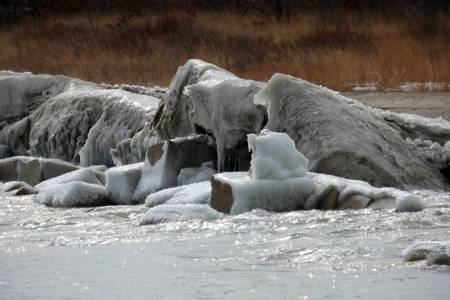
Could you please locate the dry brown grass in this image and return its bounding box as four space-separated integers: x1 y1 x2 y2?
0 11 449 90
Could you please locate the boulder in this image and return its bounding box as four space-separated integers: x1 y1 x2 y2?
105 163 144 205
141 204 223 225
257 73 449 190
153 59 266 171
177 161 216 186
1 181 36 195
35 167 103 191
133 134 216 201
35 182 110 207
145 181 211 208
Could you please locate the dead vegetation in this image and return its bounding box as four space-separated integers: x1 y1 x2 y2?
0 10 449 90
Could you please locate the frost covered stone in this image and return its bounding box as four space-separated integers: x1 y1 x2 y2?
257 73 449 190
105 163 144 205
35 167 103 192
145 181 211 208
35 182 109 207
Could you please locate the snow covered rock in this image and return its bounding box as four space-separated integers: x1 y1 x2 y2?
35 182 109 207
105 163 144 205
35 167 103 192
0 72 70 128
404 241 449 262
133 135 216 201
153 59 266 171
1 181 36 195
0 156 80 186
145 181 211 208
257 73 449 190
140 204 223 225
211 131 315 214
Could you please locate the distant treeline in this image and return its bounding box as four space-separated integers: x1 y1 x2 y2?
1 0 449 21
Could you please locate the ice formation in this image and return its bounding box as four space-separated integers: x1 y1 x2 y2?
256 73 449 190
0 72 161 166
133 135 216 201
1 181 35 194
35 182 109 207
140 204 223 225
145 181 211 208
105 163 143 205
211 130 315 214
403 241 449 262
154 59 266 171
176 162 216 186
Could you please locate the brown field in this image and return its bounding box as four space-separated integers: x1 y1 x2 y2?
0 11 449 90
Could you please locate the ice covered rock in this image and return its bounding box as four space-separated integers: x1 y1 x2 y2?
404 241 449 262
154 59 266 171
0 156 80 186
0 72 160 166
105 163 144 205
145 181 211 208
140 204 223 225
1 181 36 195
211 130 315 214
0 72 71 128
79 90 160 167
257 73 449 190
35 182 109 207
133 135 216 201
35 167 103 192
177 162 216 186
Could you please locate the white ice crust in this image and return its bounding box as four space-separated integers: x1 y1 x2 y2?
35 168 102 192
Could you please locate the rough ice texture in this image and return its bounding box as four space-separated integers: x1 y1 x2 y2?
0 72 161 166
35 182 109 207
35 168 103 192
145 181 211 208
1 181 36 194
177 162 216 186
105 163 144 205
257 73 449 190
153 59 266 171
212 172 315 214
141 204 223 225
133 135 216 201
247 130 308 180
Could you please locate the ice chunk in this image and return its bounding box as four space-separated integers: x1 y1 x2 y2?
141 204 223 225
257 73 449 190
247 129 308 180
105 162 144 205
404 241 449 262
35 182 109 207
145 181 211 208
1 181 36 195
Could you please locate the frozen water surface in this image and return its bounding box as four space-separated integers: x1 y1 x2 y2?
0 193 449 299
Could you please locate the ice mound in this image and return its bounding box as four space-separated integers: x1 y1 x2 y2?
145 181 211 208
141 204 223 225
257 73 449 190
247 129 308 180
1 181 36 195
35 168 103 191
211 130 315 214
35 182 109 207
105 163 143 205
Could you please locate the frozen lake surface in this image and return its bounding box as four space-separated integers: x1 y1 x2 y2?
1 193 449 299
